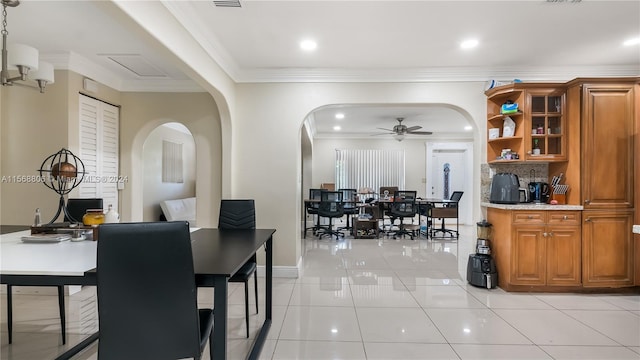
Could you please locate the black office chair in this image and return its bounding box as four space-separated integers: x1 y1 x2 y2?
338 188 358 232
304 188 325 238
97 221 213 360
218 199 257 338
316 191 345 240
64 198 103 223
429 191 463 239
389 190 418 239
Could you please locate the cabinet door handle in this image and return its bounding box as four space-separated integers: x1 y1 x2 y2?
528 215 534 219
584 199 590 204
543 232 548 237
562 215 568 220
549 231 553 237
585 218 591 222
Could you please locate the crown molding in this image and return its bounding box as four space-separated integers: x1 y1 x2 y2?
234 64 640 83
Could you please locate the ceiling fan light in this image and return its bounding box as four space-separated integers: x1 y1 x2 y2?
393 134 405 142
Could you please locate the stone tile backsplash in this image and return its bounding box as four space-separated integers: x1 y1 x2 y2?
481 163 549 202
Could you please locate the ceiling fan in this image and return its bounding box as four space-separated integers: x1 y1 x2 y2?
374 117 433 141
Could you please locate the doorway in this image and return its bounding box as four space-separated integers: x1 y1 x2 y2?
425 141 473 225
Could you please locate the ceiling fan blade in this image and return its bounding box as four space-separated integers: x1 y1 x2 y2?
405 125 422 132
376 127 395 132
406 130 433 135
371 132 394 136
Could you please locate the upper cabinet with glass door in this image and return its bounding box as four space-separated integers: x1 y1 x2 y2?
526 89 567 161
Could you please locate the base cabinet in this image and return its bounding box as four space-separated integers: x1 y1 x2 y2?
582 210 635 287
489 208 582 291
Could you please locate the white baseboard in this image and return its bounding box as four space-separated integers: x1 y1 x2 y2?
257 264 300 278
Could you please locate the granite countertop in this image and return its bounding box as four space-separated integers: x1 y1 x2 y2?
481 202 584 211
633 225 640 234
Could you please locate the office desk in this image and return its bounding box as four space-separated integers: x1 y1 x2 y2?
0 227 275 360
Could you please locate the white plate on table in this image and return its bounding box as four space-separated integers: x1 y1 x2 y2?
21 234 72 243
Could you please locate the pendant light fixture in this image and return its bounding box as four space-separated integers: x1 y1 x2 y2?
1 0 54 93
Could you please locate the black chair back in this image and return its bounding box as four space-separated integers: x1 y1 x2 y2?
308 188 325 212
319 191 344 217
65 198 103 223
97 221 207 360
219 199 256 229
339 189 358 213
448 191 464 207
391 190 417 217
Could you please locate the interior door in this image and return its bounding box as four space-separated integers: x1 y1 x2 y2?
427 144 471 225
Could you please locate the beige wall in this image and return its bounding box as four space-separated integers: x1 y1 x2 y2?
142 125 197 222
1 71 222 230
119 92 221 228
0 70 121 224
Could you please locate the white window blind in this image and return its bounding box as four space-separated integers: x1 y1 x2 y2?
335 149 405 193
162 140 184 183
78 94 120 211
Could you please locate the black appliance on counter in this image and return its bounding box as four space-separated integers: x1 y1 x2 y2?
529 182 550 203
467 254 498 289
489 173 520 204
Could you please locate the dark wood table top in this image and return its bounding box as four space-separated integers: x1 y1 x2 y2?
0 225 30 235
190 228 276 280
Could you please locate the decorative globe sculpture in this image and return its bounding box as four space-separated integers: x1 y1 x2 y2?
38 148 86 224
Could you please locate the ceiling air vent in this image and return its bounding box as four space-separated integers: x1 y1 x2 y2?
213 0 241 7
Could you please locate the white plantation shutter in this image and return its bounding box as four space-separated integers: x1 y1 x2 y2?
335 149 405 193
78 94 120 211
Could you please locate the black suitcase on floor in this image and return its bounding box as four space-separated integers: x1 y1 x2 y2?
467 253 498 289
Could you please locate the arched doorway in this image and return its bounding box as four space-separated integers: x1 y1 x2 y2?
141 122 197 223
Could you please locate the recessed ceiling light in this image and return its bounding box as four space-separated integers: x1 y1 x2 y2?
300 39 317 51
460 39 479 49
333 125 341 131
335 113 345 119
623 37 640 46
464 125 473 131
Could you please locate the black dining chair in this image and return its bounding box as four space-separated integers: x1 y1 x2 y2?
317 191 345 240
97 221 213 360
218 199 257 338
64 198 103 223
389 190 418 239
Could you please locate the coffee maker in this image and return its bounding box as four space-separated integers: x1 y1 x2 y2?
467 220 498 289
529 182 550 203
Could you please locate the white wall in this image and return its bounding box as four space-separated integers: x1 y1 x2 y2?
234 81 486 270
142 124 197 222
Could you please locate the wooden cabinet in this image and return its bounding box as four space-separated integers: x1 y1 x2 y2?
489 208 582 291
582 210 635 287
485 84 567 164
525 90 567 161
580 82 635 209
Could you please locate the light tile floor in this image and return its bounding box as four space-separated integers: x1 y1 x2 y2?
1 224 640 359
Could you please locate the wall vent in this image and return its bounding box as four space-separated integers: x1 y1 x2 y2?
213 0 241 7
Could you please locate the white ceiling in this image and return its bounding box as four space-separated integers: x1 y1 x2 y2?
4 0 639 139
